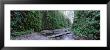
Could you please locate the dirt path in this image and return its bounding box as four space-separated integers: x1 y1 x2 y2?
11 32 49 40
11 32 75 40
11 28 76 40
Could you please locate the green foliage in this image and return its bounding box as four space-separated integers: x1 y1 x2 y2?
72 10 100 40
42 11 71 30
27 11 43 32
11 10 100 40
11 10 71 37
11 29 34 37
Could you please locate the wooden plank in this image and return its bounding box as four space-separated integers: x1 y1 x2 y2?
47 31 71 38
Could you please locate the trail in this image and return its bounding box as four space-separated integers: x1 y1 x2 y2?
11 28 75 40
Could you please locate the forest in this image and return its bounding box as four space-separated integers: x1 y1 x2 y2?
11 10 100 40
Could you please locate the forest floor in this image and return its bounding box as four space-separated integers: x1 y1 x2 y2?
11 32 77 40
11 28 86 40
11 32 49 40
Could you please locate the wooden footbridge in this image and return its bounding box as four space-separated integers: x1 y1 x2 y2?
41 28 74 40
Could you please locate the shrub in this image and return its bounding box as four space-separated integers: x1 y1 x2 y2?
72 10 100 40
11 10 71 36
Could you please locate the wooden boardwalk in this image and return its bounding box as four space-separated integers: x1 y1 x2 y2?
39 28 74 40
44 28 72 38
47 31 71 38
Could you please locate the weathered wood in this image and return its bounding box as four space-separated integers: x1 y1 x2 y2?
41 28 72 39
47 31 71 38
40 30 53 35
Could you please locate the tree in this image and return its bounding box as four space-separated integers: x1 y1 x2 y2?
11 10 71 37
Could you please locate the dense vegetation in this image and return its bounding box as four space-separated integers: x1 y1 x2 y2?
11 10 100 40
72 10 100 40
11 10 71 37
